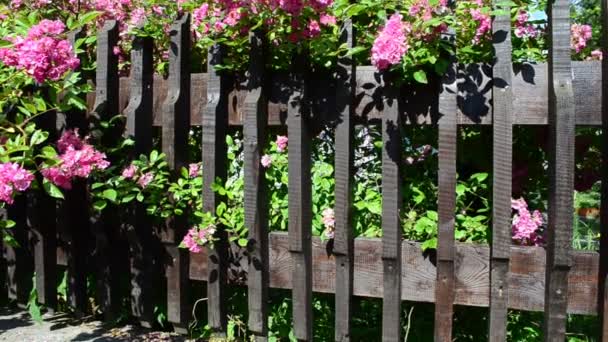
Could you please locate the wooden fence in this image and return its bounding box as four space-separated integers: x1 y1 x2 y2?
2 0 608 340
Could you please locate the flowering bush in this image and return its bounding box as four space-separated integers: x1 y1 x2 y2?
191 0 343 71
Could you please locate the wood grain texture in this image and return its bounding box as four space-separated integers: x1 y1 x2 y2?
600 0 608 336
435 49 458 342
61 28 89 316
203 44 230 335
123 33 156 326
381 73 402 342
187 234 598 314
334 19 355 342
161 15 191 331
5 198 32 306
243 30 269 341
287 54 313 341
544 0 575 339
489 0 514 339
90 20 124 321
95 62 603 128
29 107 57 312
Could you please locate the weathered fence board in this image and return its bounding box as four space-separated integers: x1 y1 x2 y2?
90 20 125 321
203 43 230 335
435 48 458 342
161 15 191 333
288 54 313 341
380 74 402 342
61 27 90 317
98 62 604 128
30 107 58 312
489 0 514 339
5 198 31 307
334 19 356 342
544 0 576 340
599 0 608 336
184 234 598 314
243 30 269 342
123 33 156 327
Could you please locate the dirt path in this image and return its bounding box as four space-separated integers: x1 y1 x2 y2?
0 307 194 342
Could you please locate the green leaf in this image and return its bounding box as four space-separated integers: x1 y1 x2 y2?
93 200 107 211
102 189 117 202
43 179 64 199
413 70 428 84
421 237 437 251
237 238 248 247
40 146 57 158
30 130 48 146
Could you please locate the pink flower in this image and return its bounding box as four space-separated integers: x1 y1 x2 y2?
511 197 544 246
304 20 321 38
470 9 491 45
322 208 335 229
121 164 138 179
571 24 592 53
587 49 603 60
276 135 288 152
371 14 409 71
514 11 538 39
180 225 216 253
319 14 336 26
188 163 201 177
261 155 272 168
137 172 154 188
193 3 209 27
0 162 35 204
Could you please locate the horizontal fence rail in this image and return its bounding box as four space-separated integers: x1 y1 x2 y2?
87 62 605 128
51 236 599 315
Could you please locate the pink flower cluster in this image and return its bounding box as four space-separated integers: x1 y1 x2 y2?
188 163 201 177
191 0 336 43
571 24 592 53
0 162 35 204
121 163 154 189
181 225 217 253
586 49 603 61
514 11 538 39
261 155 272 168
511 198 544 246
41 129 109 189
470 9 491 45
0 20 80 83
371 14 409 71
276 135 288 152
322 207 335 239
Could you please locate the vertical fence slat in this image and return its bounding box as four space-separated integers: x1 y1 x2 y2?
5 197 31 307
161 14 191 333
244 31 269 341
334 18 355 342
544 0 575 338
91 20 122 320
434 43 458 342
64 28 89 315
123 33 155 327
288 54 313 341
381 73 402 342
29 109 57 312
600 0 608 334
489 0 513 339
203 43 230 334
